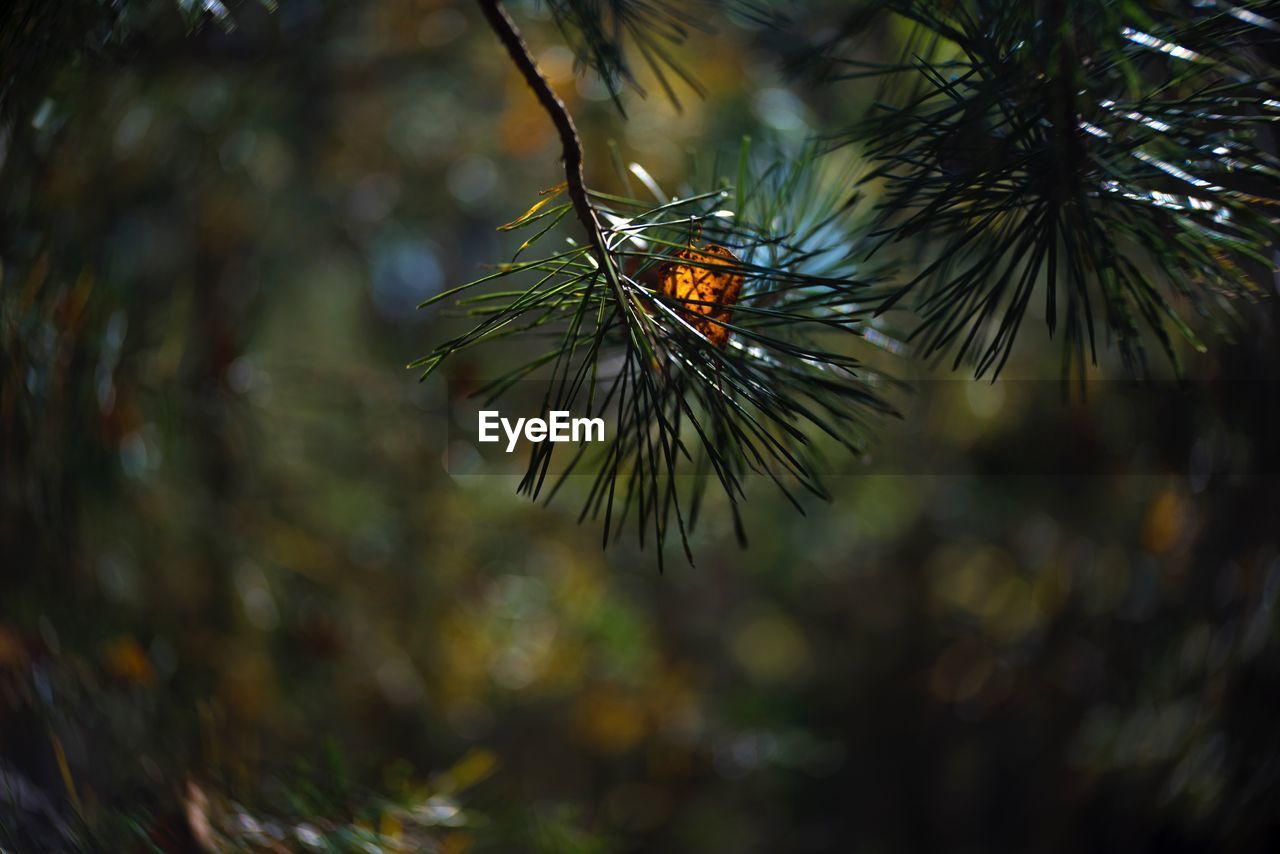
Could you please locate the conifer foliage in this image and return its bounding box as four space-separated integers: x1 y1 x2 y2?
838 0 1280 377
420 0 1278 560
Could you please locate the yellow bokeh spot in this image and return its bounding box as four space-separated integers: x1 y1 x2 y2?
101 636 154 686
574 687 647 754
1143 487 1185 554
730 612 810 684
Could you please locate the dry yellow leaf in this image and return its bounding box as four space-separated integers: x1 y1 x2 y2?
658 243 744 347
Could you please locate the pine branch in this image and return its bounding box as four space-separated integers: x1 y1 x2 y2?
445 3 902 563
416 141 903 564
828 0 1280 379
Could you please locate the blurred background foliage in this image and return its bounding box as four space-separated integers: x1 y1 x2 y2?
2 0 1280 851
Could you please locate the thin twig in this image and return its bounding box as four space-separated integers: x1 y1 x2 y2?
475 0 615 280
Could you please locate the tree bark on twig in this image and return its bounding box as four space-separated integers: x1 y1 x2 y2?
474 0 613 273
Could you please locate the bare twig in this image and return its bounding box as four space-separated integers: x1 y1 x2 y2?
474 0 616 282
